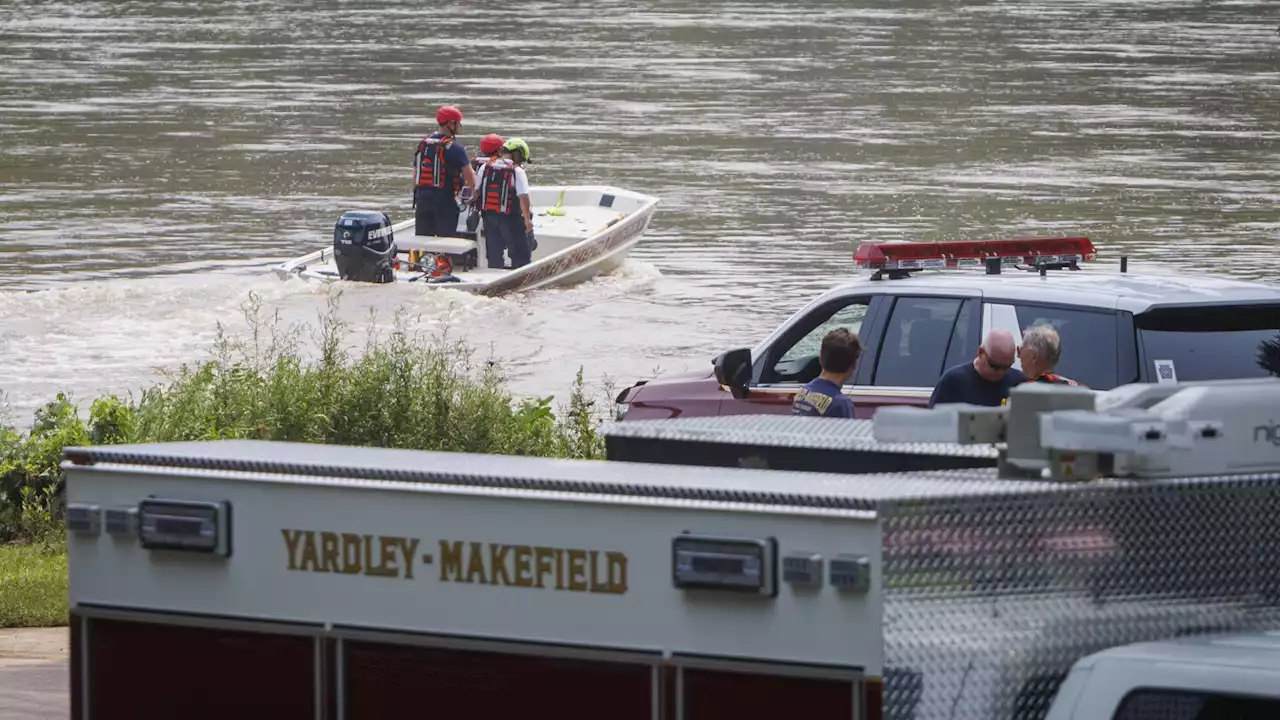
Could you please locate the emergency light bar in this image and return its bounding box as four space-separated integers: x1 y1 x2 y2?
854 237 1096 271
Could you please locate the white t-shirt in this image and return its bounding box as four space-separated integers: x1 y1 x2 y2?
474 159 530 200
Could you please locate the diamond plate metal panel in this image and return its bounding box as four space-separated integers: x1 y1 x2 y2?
602 416 998 458
62 442 1034 509
602 416 999 475
879 474 1280 720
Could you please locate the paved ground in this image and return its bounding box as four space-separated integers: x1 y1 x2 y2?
0 628 69 719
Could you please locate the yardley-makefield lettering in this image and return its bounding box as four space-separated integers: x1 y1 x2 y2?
439 540 628 595
281 529 628 595
282 529 420 580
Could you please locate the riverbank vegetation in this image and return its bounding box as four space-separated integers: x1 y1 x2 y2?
0 544 67 627
0 291 618 625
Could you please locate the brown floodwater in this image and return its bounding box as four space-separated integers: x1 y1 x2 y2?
1 0 1277 422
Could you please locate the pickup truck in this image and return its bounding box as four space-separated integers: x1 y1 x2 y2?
615 237 1280 420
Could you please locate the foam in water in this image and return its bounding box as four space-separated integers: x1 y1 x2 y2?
0 260 676 428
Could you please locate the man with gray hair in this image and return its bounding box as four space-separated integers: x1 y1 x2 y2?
929 329 1027 407
1017 323 1082 386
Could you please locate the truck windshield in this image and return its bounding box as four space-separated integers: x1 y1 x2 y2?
1135 304 1280 382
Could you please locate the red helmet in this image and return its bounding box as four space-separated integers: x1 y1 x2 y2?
436 105 463 125
480 133 504 155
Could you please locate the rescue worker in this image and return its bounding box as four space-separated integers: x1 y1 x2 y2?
473 134 505 173
474 138 533 269
504 137 537 253
929 330 1027 407
413 105 475 238
791 328 862 418
464 133 505 233
1017 324 1082 386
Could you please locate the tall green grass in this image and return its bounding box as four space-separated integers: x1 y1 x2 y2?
1 290 615 545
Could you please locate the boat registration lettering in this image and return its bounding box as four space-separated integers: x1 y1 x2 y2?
281 529 628 595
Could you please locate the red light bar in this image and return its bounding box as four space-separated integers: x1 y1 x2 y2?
853 237 1096 271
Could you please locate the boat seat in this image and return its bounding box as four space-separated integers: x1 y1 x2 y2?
398 236 477 255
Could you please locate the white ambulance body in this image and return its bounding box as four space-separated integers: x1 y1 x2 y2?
62 431 1280 720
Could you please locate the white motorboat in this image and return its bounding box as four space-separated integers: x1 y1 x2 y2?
274 185 659 296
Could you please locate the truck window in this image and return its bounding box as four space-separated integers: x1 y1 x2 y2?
1114 688 1280 720
1135 304 1280 382
942 299 975 370
1013 304 1118 389
873 296 965 387
765 297 872 385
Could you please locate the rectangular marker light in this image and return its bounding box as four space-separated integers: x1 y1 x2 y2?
672 535 776 596
829 554 871 594
66 504 102 536
138 499 231 557
782 552 824 589
104 507 138 536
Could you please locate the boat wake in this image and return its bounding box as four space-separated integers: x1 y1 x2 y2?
0 259 665 427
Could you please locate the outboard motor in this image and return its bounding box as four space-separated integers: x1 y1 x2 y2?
333 210 396 283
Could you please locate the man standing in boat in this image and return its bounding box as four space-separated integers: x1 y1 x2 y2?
413 105 475 238
474 138 534 269
464 133 505 235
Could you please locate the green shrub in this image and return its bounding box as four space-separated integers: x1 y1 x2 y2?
1 394 89 546
0 290 615 543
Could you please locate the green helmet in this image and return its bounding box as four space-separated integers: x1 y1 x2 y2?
502 138 531 163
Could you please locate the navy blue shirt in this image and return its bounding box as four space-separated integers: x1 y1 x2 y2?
928 362 1027 408
791 378 855 418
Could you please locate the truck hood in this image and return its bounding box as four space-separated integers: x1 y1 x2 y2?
617 366 715 403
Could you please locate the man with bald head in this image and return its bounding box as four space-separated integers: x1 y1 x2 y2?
928 329 1027 407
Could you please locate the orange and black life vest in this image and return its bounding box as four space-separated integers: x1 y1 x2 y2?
1031 373 1081 386
415 133 460 191
464 155 498 206
481 159 520 215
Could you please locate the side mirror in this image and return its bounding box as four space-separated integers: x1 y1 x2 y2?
713 348 753 400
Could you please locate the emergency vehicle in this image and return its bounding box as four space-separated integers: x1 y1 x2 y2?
614 237 1280 420
62 377 1280 719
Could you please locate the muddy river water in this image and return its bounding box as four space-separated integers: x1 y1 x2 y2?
1 1 1277 423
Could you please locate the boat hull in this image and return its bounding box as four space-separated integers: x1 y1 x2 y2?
274 185 659 296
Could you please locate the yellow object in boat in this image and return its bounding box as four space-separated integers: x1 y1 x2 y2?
545 189 566 217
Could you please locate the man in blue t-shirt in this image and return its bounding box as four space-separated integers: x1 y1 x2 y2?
929 329 1027 407
413 105 475 238
791 328 863 418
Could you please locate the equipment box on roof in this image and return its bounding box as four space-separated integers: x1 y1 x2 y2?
602 414 999 473
63 437 1280 720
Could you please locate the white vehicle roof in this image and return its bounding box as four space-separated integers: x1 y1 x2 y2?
825 268 1280 314
1076 631 1280 672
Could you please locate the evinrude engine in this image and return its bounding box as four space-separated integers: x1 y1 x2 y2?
333 210 396 283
